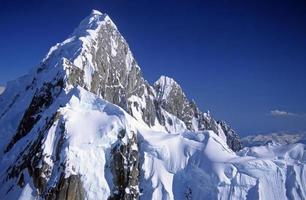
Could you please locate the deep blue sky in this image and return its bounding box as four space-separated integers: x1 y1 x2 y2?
1 0 306 135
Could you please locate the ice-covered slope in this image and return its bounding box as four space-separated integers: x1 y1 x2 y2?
141 131 306 200
0 9 305 200
1 87 305 200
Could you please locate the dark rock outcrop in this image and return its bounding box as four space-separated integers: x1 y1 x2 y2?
46 174 85 200
218 121 243 152
109 129 139 200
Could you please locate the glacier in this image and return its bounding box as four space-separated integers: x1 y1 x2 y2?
0 9 305 200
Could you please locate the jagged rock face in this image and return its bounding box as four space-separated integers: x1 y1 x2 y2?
218 121 243 152
46 175 85 200
46 11 158 127
88 19 145 102
154 76 197 130
90 19 157 127
154 76 243 151
110 130 139 200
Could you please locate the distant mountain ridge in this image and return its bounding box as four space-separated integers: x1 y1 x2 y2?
242 132 306 147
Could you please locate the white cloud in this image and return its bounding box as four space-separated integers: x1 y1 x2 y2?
269 109 301 117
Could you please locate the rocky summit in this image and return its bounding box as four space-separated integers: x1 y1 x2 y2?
0 10 305 200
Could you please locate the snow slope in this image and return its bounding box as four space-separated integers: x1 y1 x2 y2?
2 86 305 199
140 129 306 200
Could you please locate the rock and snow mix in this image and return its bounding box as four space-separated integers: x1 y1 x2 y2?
0 9 305 200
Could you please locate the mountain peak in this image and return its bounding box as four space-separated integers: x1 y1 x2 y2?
91 9 103 16
40 9 121 90
72 9 111 36
155 75 178 86
154 75 183 101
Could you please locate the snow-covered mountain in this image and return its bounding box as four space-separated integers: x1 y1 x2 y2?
0 10 305 200
242 132 306 147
